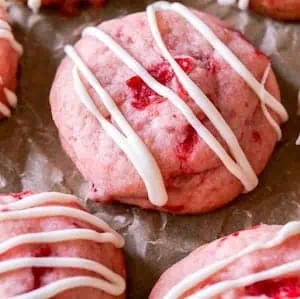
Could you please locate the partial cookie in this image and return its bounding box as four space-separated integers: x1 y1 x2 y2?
150 222 300 298
51 2 287 214
20 0 107 15
250 0 300 21
0 191 126 298
0 3 22 120
218 0 300 21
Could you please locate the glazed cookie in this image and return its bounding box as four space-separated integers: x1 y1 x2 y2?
0 191 126 298
0 2 22 119
150 222 300 298
218 0 300 21
20 0 107 14
50 2 288 214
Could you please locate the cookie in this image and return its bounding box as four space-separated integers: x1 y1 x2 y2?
218 0 300 21
0 191 126 298
20 0 106 15
0 2 22 120
51 2 288 214
150 222 300 298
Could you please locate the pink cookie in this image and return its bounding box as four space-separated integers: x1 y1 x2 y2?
0 191 126 298
50 4 286 214
150 223 300 298
0 5 22 120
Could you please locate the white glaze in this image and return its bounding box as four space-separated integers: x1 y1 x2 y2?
296 135 300 145
0 192 83 211
147 4 257 191
65 46 168 207
14 276 124 299
259 63 282 140
27 0 42 13
65 1 288 205
0 192 125 298
218 0 250 10
1 258 125 298
0 100 10 117
79 27 256 191
165 221 300 298
188 260 300 298
149 2 288 123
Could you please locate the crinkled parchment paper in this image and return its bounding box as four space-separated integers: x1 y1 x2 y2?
2 0 300 298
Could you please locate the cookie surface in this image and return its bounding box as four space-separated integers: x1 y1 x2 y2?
150 222 300 298
20 0 106 14
0 5 22 120
0 191 126 298
250 0 300 21
51 4 286 214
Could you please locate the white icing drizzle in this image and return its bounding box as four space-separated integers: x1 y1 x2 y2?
297 135 300 145
1 258 125 298
0 100 10 117
165 221 300 299
14 276 123 299
65 1 288 205
0 192 84 211
69 27 256 192
217 0 250 10
27 0 42 14
259 63 282 140
149 2 288 123
147 4 257 191
65 46 168 207
0 192 125 298
0 10 23 118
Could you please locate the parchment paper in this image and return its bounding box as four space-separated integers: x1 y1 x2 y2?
2 0 300 298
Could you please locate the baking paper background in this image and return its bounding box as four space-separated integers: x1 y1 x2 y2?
2 0 300 298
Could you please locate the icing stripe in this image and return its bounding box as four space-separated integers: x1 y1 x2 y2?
150 2 288 123
65 46 168 207
80 27 256 191
0 100 11 117
165 221 300 298
188 260 300 298
217 0 250 10
4 88 18 108
0 257 125 298
259 63 282 140
147 4 258 190
14 276 125 299
0 192 126 297
27 0 42 13
0 229 121 254
0 192 83 211
0 205 124 247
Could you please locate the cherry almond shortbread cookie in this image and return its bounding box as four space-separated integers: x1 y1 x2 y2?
50 1 288 214
0 1 22 120
150 222 300 298
218 0 300 21
0 191 126 298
